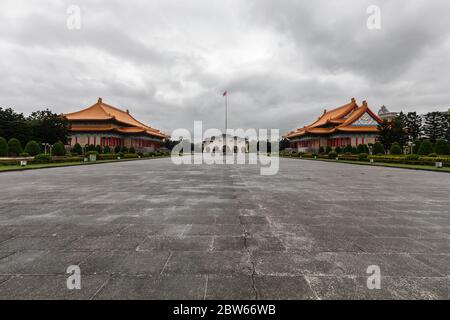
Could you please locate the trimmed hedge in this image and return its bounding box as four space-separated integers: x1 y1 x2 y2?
52 141 66 156
24 140 40 156
8 138 22 156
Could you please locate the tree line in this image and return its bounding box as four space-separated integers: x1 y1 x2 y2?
377 111 450 152
0 107 69 157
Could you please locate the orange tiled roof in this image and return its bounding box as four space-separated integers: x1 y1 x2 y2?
65 98 168 139
286 98 382 139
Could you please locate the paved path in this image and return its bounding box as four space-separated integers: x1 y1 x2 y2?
0 157 449 299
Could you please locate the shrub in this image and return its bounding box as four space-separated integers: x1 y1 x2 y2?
325 146 332 154
405 154 420 161
343 145 353 154
390 142 402 155
428 153 437 157
328 151 337 159
124 153 139 159
335 146 342 154
434 139 448 155
418 140 433 155
19 152 30 157
87 144 96 152
103 146 111 154
413 140 422 154
358 153 368 160
7 138 22 156
351 146 357 154
121 146 129 153
51 141 66 156
34 153 51 163
372 142 385 155
97 153 117 160
0 137 8 156
129 146 136 154
24 140 40 156
356 144 369 154
318 146 325 154
114 145 121 154
72 143 82 155
95 145 103 154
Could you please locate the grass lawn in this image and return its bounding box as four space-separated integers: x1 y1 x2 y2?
0 156 170 172
282 156 450 173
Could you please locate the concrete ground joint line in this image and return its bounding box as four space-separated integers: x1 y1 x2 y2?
89 275 111 300
159 251 172 276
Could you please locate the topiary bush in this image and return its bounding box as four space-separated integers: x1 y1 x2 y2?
343 145 353 154
95 145 103 154
114 145 121 154
356 144 369 154
428 153 437 157
328 151 337 159
390 142 402 155
358 153 368 160
34 153 51 163
0 137 8 156
405 154 420 161
418 140 433 155
51 141 66 156
72 143 82 155
103 146 111 154
24 140 40 156
335 146 342 154
434 139 448 155
19 152 30 157
129 146 136 154
7 138 22 156
325 146 332 154
318 146 325 154
372 142 385 155
121 146 128 153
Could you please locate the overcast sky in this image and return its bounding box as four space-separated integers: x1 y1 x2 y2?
1 0 449 135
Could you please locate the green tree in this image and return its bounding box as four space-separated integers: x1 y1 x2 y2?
51 141 66 156
103 145 111 154
279 138 291 151
7 138 22 156
28 109 70 144
423 112 446 142
434 139 448 155
406 112 422 142
129 146 136 154
24 140 41 156
418 140 433 155
114 145 121 153
121 146 129 153
335 146 342 154
372 142 385 155
0 137 8 156
318 146 325 154
95 145 103 154
72 143 82 155
390 142 402 155
0 107 33 145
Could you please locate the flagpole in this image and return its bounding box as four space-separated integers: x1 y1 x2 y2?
225 93 228 134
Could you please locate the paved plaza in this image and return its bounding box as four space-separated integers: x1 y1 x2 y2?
0 157 449 299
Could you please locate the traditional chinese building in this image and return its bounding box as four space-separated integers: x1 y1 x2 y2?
286 98 382 153
65 98 168 152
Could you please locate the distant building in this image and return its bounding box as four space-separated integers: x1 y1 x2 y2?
378 105 399 122
285 98 382 153
65 98 168 152
203 134 249 154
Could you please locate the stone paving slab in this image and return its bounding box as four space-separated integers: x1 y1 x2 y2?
0 157 450 299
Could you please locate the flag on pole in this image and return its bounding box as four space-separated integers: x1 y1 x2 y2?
223 91 227 96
